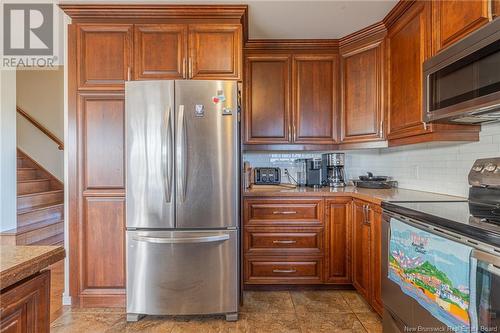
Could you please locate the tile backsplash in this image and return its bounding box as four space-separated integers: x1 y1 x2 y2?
243 122 500 197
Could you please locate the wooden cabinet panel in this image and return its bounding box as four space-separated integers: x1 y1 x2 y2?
244 227 323 256
134 24 187 80
293 55 338 144
83 197 125 289
77 24 132 90
188 24 241 80
0 271 50 333
434 0 490 52
245 257 323 284
324 198 351 284
352 199 371 300
244 55 291 143
371 205 383 316
80 94 125 190
244 198 323 226
388 2 431 139
341 42 385 143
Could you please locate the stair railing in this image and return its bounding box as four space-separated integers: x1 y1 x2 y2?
16 106 64 150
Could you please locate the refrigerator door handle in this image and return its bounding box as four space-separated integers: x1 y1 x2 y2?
176 104 187 202
132 234 230 244
162 106 173 202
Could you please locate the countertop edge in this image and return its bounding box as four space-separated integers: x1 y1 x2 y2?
0 246 66 290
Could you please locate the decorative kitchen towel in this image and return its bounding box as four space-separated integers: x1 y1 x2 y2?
388 218 474 332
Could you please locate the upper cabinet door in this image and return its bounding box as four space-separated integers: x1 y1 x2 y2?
77 24 132 90
188 24 242 80
293 55 339 144
244 55 291 144
134 24 188 80
433 0 491 52
341 41 385 144
387 2 432 139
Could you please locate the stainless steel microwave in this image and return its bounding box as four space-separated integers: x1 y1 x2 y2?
423 18 500 124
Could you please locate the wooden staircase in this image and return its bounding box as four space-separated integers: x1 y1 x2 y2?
11 150 64 245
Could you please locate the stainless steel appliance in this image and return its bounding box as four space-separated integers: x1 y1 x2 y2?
254 167 281 185
125 80 239 322
382 158 500 332
423 19 500 124
305 158 322 188
322 153 346 187
294 158 307 187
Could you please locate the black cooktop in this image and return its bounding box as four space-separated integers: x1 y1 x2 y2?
382 201 500 248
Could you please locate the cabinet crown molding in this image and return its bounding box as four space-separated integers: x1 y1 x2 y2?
59 4 248 21
244 39 339 51
339 21 387 51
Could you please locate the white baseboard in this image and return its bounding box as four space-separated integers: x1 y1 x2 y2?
62 293 72 306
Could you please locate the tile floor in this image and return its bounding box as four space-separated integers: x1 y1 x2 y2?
50 290 382 332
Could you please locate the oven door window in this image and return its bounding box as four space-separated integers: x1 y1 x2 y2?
475 260 500 332
428 39 500 112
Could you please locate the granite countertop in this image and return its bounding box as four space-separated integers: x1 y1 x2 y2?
0 245 65 290
243 186 466 204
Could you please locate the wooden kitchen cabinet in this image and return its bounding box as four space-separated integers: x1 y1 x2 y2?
387 1 432 141
352 199 372 300
77 24 132 90
371 204 383 316
243 47 339 147
188 24 242 80
243 197 325 285
292 54 338 144
134 24 188 80
244 55 291 144
432 0 491 52
340 28 386 146
324 198 352 284
0 271 50 333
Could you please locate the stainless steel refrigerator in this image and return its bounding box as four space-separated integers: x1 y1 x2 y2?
125 80 239 322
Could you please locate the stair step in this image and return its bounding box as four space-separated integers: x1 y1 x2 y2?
17 179 51 195
16 221 64 245
30 232 64 246
17 168 43 181
17 203 64 227
17 190 64 210
15 218 64 235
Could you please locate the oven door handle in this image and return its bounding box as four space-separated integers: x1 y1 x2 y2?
471 249 500 276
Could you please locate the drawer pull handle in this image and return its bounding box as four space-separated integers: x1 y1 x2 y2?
272 269 297 273
273 211 297 215
273 240 297 244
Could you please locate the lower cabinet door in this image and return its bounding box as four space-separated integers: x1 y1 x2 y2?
371 205 384 315
0 271 50 333
352 200 371 300
244 257 323 284
324 198 352 284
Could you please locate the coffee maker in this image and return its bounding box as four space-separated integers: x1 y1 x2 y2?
322 153 346 187
305 158 323 188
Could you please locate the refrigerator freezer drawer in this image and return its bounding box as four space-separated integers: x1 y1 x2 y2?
126 229 238 316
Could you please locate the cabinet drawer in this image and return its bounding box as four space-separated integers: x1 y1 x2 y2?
244 198 323 226
244 257 323 284
244 227 323 255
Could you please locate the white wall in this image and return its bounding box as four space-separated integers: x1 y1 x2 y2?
16 68 64 180
346 122 500 197
243 122 500 198
0 70 17 232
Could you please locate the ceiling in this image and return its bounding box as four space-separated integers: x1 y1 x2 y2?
58 0 398 39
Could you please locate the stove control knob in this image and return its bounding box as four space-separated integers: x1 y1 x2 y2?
472 165 484 172
484 163 497 172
